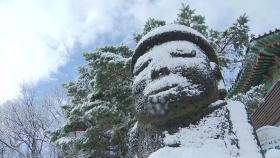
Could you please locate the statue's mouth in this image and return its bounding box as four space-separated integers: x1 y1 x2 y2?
149 84 178 95
142 74 203 105
147 85 178 105
145 82 202 105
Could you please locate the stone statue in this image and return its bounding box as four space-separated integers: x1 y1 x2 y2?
128 24 263 158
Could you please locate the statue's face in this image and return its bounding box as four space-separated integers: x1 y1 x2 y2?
132 41 220 124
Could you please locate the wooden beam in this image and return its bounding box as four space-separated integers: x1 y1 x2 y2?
262 50 277 56
251 81 280 128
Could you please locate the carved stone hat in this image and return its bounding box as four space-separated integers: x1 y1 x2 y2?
131 24 219 73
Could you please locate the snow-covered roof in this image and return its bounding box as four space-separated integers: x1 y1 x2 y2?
132 24 218 72
228 29 280 97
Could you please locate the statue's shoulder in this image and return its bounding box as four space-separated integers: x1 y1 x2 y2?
148 100 263 158
219 100 263 157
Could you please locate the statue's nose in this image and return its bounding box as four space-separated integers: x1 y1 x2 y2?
151 67 170 80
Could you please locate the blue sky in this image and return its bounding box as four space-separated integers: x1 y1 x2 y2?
34 34 132 97
1 0 280 102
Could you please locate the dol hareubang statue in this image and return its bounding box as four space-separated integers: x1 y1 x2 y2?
132 24 225 126
128 25 263 158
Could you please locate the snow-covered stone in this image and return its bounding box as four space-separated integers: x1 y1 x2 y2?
148 101 262 158
266 149 280 158
137 24 208 48
257 126 280 153
129 24 261 158
132 40 219 124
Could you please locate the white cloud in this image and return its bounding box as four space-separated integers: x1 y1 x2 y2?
0 0 279 102
184 0 280 34
0 0 129 102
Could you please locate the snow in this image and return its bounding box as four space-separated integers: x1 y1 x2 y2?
56 131 86 145
137 24 208 48
257 125 278 131
149 143 234 158
266 149 280 158
210 61 226 90
227 100 262 158
148 100 262 158
127 121 140 158
131 121 138 133
208 100 226 108
256 125 280 152
210 61 217 70
84 103 117 119
55 136 73 145
99 52 126 63
134 41 209 76
133 41 211 98
218 80 226 90
231 84 266 114
143 73 201 96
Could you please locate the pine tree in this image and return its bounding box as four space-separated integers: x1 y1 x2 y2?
208 14 250 68
208 14 250 87
176 4 208 37
51 46 135 157
133 17 166 43
232 84 267 115
51 4 251 157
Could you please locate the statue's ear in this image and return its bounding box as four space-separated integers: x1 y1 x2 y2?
218 80 227 99
210 62 227 99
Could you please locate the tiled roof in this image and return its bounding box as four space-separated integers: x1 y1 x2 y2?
228 29 280 97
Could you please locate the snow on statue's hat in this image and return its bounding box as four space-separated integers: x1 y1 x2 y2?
131 24 219 72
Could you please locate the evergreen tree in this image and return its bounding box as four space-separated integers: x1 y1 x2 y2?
232 84 267 115
51 3 251 157
133 18 166 43
176 4 208 37
51 46 135 157
208 14 250 68
208 14 250 87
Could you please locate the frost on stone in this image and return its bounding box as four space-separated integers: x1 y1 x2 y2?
210 62 217 71
208 100 226 108
132 40 214 117
256 126 280 154
132 39 218 119
127 122 140 158
227 100 262 158
144 74 201 97
137 24 208 48
133 41 211 97
218 79 225 90
148 100 262 158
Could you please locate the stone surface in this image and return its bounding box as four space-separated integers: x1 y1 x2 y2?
132 41 222 126
128 24 262 158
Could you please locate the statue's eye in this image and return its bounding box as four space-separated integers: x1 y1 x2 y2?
170 49 196 58
134 59 151 76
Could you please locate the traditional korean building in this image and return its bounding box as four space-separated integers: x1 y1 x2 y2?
228 29 280 129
